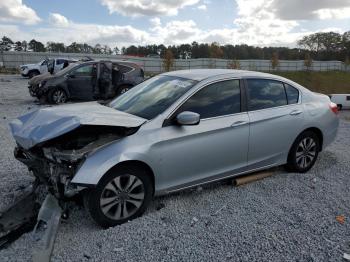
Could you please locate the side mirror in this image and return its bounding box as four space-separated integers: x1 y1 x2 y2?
176 111 200 126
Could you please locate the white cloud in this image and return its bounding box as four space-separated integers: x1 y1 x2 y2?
149 17 161 28
314 7 350 20
100 0 200 16
49 13 70 27
271 0 350 20
197 5 207 10
0 0 40 25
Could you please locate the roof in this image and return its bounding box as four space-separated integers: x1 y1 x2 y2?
162 69 286 81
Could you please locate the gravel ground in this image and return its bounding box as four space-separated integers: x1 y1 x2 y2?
0 74 349 262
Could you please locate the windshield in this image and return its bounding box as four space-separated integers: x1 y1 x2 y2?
109 75 197 120
54 63 78 76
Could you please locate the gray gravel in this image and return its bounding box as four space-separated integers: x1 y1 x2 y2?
0 74 349 261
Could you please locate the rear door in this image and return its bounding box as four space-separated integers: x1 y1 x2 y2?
154 79 250 191
67 64 95 100
245 78 304 168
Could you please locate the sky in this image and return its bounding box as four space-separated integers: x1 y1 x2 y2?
0 0 350 48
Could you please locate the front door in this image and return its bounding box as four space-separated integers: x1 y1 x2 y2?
154 79 250 191
67 64 95 101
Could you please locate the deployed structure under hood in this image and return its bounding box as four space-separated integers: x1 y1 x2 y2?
9 102 146 149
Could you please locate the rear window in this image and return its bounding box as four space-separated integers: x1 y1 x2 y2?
247 79 287 111
284 84 299 104
56 59 66 65
118 64 133 73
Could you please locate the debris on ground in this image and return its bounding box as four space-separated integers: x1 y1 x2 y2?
233 170 276 186
213 205 227 216
336 215 345 224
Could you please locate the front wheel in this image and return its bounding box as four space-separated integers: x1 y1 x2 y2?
84 166 153 228
116 85 131 96
286 131 320 173
48 88 68 104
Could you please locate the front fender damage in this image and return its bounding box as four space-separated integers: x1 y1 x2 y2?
1 124 139 259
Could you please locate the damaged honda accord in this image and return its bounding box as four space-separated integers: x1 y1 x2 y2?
9 69 339 229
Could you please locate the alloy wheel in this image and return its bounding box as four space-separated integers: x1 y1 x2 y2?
295 137 317 169
52 90 67 103
99 174 145 220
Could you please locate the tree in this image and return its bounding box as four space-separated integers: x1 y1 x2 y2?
0 36 14 51
270 52 279 70
113 46 120 55
304 53 313 71
47 42 65 53
162 49 174 72
228 59 240 69
209 42 223 58
14 41 22 51
28 39 45 52
21 41 28 52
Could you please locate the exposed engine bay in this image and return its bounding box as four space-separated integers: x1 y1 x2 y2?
14 125 137 200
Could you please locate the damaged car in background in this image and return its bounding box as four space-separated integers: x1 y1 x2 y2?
28 60 144 104
0 69 339 259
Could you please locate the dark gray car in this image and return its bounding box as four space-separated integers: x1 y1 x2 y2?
28 60 144 104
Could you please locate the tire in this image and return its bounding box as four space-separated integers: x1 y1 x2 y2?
28 70 40 79
84 165 153 228
116 85 131 96
48 88 68 104
286 131 320 173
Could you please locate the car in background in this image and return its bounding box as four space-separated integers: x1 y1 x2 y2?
11 69 339 227
20 58 77 78
28 60 144 104
329 94 350 110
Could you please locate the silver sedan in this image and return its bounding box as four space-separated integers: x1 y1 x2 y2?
10 69 339 227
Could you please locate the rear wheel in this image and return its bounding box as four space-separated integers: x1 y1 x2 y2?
48 88 68 104
28 70 40 79
84 166 153 228
286 131 320 173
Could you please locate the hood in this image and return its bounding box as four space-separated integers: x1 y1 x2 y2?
28 72 54 85
20 63 36 68
9 102 147 149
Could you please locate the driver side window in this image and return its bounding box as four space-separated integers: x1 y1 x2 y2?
177 79 241 119
73 64 93 76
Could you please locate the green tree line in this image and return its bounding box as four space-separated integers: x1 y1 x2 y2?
1 31 349 61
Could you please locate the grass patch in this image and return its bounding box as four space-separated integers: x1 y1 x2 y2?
271 71 350 94
0 67 19 74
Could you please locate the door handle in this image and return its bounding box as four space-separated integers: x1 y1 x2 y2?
231 121 248 127
290 110 302 116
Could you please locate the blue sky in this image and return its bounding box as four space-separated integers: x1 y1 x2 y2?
1 0 350 48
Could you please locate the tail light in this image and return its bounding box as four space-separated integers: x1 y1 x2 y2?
329 102 339 115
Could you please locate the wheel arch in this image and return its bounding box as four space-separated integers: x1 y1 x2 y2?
104 160 155 196
301 127 324 151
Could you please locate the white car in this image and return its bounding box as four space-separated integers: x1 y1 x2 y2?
329 94 350 110
19 58 76 78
